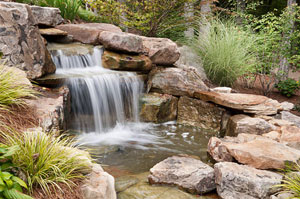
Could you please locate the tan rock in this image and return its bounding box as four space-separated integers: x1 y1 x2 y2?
207 137 233 162
148 66 208 97
102 51 152 71
148 156 216 194
225 114 276 136
141 37 180 65
99 32 143 54
39 28 68 36
56 23 122 45
177 96 226 130
194 91 282 115
262 131 281 141
140 93 178 123
280 126 300 143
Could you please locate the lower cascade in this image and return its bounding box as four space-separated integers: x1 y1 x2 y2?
49 43 143 134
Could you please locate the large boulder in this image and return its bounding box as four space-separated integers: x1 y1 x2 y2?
226 114 276 136
30 6 63 27
194 91 282 116
0 2 56 79
276 111 300 128
140 93 178 123
25 87 70 131
148 156 216 194
280 125 300 144
102 51 152 71
148 67 208 97
56 23 122 45
81 163 117 199
177 96 226 130
99 32 143 54
208 135 300 170
141 37 180 65
215 162 282 199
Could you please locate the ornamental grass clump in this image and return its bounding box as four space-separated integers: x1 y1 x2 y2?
0 129 91 195
188 18 257 86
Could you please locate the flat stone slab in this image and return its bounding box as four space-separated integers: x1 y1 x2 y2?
39 28 68 36
194 91 282 115
148 156 216 194
215 162 282 199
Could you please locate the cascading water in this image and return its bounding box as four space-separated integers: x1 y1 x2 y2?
49 43 143 133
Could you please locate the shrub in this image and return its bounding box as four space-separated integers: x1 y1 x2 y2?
0 129 91 195
0 64 35 111
0 143 32 199
188 18 256 86
275 78 300 97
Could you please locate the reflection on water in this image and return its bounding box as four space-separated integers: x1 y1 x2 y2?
77 121 218 174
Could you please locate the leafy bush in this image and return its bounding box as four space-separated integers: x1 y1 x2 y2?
1 129 91 195
275 78 300 97
0 144 32 199
0 65 35 111
188 18 256 86
15 0 82 21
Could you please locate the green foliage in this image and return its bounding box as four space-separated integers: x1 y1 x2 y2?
188 18 256 86
0 144 32 199
16 0 81 21
0 64 35 111
275 78 300 98
1 130 91 195
85 0 195 37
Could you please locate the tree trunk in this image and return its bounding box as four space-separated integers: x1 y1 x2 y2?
236 0 245 24
199 0 212 36
184 2 194 38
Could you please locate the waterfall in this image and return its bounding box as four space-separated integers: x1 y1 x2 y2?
49 43 143 133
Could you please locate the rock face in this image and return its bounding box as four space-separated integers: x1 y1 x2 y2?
81 163 117 199
215 162 282 199
142 37 180 65
25 87 70 131
177 96 225 130
30 6 63 27
208 135 300 170
140 93 178 123
194 92 282 115
56 23 122 45
280 125 300 143
226 114 276 136
148 67 208 97
277 111 300 128
0 2 56 79
102 51 152 71
99 32 143 54
148 156 216 194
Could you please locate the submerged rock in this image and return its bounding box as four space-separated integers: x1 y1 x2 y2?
102 51 152 71
148 156 216 194
141 37 180 65
225 114 276 136
177 96 226 130
115 176 140 193
99 32 143 54
140 93 178 123
0 2 56 79
148 67 208 97
56 23 122 45
194 92 282 116
30 6 63 27
215 162 282 199
81 163 117 199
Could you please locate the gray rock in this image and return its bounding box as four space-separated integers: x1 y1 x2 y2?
30 6 63 27
148 66 208 97
271 192 295 199
277 111 300 128
211 87 232 93
81 163 117 199
99 31 143 54
175 45 207 81
148 156 216 194
140 93 178 123
226 114 276 136
215 162 282 199
141 36 180 65
56 23 122 45
280 102 294 111
177 96 226 130
0 2 56 79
